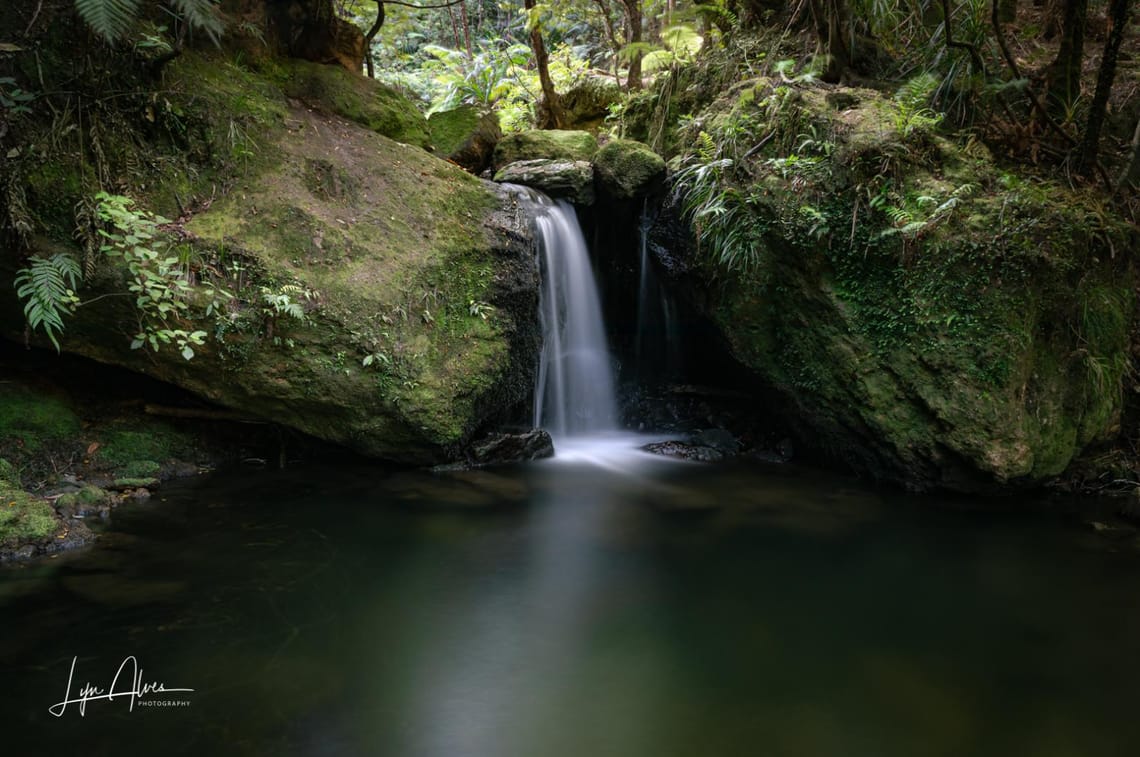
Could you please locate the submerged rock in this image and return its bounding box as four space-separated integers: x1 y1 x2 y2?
494 159 595 204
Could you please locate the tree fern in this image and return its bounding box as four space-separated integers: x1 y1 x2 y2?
75 0 223 44
14 254 82 352
75 0 141 43
167 0 224 45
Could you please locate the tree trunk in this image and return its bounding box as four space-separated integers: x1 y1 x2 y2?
524 0 566 128
460 1 473 58
1045 0 1087 117
807 0 852 83
591 0 624 86
364 1 386 79
621 0 643 90
1079 0 1129 175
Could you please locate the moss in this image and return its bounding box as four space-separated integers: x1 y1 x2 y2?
667 63 1136 490
493 130 598 169
0 482 58 546
96 423 195 470
113 477 159 489
279 60 429 148
0 385 81 456
429 106 483 156
117 460 161 478
593 139 666 199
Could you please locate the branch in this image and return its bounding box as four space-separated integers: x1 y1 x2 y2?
940 0 987 76
383 0 468 8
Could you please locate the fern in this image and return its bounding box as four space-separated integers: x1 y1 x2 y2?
75 0 141 43
167 0 224 45
14 254 83 352
75 0 223 44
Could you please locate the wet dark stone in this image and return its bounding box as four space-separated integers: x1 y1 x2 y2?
469 429 555 466
643 441 725 463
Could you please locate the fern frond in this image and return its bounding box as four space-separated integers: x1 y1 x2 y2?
74 0 141 43
167 0 224 45
13 254 82 351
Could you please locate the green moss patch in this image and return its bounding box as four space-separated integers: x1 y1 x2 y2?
0 482 59 547
0 385 81 456
278 60 430 148
593 139 666 199
493 130 598 169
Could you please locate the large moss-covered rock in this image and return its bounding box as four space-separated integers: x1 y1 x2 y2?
277 58 430 147
429 105 501 173
593 139 666 200
2 53 539 466
560 76 623 130
494 159 595 204
492 130 598 169
654 78 1136 491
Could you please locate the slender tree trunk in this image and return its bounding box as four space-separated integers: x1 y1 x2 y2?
1078 0 1129 175
460 1 473 58
447 5 462 50
591 0 624 86
1045 0 1087 117
524 0 566 127
621 0 643 90
364 1 386 79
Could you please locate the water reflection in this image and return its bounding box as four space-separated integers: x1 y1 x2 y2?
1 454 1139 756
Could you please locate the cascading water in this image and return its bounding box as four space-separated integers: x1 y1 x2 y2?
518 187 619 438
633 203 682 380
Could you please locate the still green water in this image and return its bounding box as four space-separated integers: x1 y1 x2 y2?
2 442 1139 756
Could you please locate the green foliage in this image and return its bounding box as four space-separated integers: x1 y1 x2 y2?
14 254 82 352
74 0 223 44
672 153 767 272
74 0 141 43
95 191 210 359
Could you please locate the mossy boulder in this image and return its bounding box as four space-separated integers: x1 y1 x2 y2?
278 59 430 148
429 106 502 174
593 139 666 200
494 159 595 204
654 77 1136 491
0 54 539 466
560 77 623 131
0 459 60 554
492 130 598 170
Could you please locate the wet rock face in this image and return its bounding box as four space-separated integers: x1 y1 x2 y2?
644 441 726 463
469 429 555 466
494 159 595 205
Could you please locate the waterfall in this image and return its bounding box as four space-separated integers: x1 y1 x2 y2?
634 203 682 381
516 187 618 438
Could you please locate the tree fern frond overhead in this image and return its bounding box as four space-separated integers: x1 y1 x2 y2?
74 0 142 43
167 0 224 45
